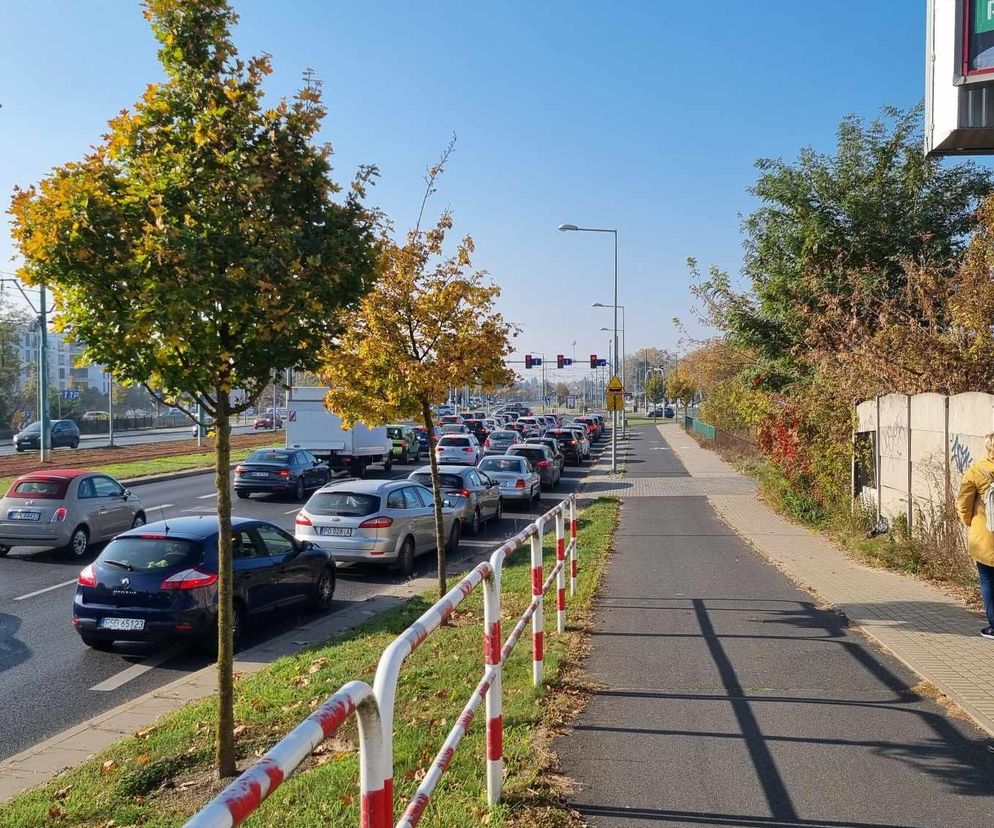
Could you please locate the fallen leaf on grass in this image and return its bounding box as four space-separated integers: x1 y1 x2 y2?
308 657 329 674
100 759 117 776
46 805 67 820
290 675 311 688
53 785 72 800
233 724 248 738
432 689 449 699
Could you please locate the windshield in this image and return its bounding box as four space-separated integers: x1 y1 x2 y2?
306 492 380 517
246 450 292 464
479 458 524 473
491 431 515 440
20 422 41 433
440 437 470 446
99 537 202 572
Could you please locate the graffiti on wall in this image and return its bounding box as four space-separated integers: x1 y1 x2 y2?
881 424 906 457
951 434 973 474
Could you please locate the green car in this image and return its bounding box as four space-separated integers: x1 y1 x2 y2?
387 424 420 464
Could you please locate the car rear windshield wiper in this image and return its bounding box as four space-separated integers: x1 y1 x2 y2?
103 559 135 571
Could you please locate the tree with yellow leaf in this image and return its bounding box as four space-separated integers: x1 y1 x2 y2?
321 148 516 598
8 0 379 777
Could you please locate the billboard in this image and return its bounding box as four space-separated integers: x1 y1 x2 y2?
926 0 994 154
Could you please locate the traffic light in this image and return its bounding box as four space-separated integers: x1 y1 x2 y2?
525 354 533 369
557 354 564 369
590 354 598 369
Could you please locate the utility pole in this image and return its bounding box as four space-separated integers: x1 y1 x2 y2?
107 371 115 447
38 285 51 463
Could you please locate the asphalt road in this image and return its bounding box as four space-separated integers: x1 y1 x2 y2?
557 425 994 826
0 423 260 457
0 434 605 761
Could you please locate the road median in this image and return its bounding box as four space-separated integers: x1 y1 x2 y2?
0 497 618 827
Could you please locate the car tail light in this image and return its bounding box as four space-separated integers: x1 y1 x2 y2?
515 479 526 489
141 533 168 539
50 507 67 524
536 460 551 468
484 439 491 447
77 564 96 587
278 469 290 478
359 516 394 529
462 447 474 453
161 568 218 590
234 467 244 476
295 512 313 526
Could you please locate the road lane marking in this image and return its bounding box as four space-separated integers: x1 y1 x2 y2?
90 646 183 692
14 579 78 601
197 493 217 499
144 503 174 511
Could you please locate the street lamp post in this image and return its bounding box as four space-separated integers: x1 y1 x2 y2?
559 223 619 472
597 300 626 431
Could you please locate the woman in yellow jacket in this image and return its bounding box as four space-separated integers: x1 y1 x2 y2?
956 435 994 639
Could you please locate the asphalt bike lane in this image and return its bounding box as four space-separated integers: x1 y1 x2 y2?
557 424 994 827
0 431 608 761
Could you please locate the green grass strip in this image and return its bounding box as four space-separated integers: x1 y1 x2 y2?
0 497 619 827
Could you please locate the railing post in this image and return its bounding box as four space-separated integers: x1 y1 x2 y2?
358 697 388 828
531 518 545 686
556 509 566 634
483 565 503 805
569 495 578 596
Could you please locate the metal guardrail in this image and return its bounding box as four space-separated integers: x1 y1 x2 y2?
186 494 580 828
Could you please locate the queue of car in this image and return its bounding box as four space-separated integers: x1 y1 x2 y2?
2 405 606 654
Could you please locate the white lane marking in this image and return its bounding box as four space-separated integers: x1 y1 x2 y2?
284 507 301 514
14 578 78 601
91 646 183 692
144 503 175 511
197 492 217 499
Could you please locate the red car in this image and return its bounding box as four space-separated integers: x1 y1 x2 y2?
254 414 283 429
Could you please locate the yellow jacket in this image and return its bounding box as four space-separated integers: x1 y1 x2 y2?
956 458 994 567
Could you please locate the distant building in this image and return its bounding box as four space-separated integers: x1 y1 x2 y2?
16 325 107 393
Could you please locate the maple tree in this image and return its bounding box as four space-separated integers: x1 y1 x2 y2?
8 0 379 776
321 147 516 598
643 372 667 406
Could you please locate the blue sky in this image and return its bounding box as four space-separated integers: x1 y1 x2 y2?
0 2 932 383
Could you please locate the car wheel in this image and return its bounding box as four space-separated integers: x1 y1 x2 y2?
131 512 146 529
236 489 250 500
395 537 416 576
471 507 482 535
67 526 89 559
79 635 114 651
400 449 409 465
310 566 336 611
71 440 79 449
0 545 9 558
353 458 366 478
384 453 393 472
15 447 23 453
494 498 503 521
294 477 306 502
446 521 461 556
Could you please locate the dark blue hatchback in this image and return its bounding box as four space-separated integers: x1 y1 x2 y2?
73 516 335 651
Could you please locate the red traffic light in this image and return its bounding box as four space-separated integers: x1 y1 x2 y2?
525 354 533 369
557 354 564 369
590 354 598 369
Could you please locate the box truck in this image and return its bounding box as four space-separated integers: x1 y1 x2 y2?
285 387 393 477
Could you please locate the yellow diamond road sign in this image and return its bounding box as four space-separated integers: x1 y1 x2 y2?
606 375 625 395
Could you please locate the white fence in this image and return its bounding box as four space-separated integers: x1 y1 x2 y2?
855 392 994 527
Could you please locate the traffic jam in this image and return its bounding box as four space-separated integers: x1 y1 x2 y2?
0 394 609 655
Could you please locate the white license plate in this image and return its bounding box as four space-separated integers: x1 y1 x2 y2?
7 510 40 521
250 472 269 478
317 527 352 537
98 617 145 631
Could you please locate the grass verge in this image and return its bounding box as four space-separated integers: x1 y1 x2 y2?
0 497 619 828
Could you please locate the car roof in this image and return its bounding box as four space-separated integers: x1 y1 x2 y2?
118 515 261 541
317 478 416 494
410 464 470 474
15 468 91 482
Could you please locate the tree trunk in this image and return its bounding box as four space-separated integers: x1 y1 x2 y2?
421 400 447 599
214 391 236 777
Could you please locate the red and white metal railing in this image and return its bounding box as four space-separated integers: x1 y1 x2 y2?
185 493 579 828
185 680 384 828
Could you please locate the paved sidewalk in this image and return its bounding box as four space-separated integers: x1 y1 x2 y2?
555 423 994 827
663 424 994 737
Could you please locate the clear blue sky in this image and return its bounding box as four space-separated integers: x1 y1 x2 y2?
0 1 932 383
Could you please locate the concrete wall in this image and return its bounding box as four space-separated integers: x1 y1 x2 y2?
856 392 994 529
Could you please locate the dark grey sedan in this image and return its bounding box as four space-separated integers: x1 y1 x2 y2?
234 448 330 501
508 444 560 489
408 465 502 535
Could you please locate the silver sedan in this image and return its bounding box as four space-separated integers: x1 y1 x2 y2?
294 478 461 575
0 470 145 559
408 465 502 535
476 455 541 505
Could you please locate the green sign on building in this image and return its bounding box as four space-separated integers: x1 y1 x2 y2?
976 0 994 34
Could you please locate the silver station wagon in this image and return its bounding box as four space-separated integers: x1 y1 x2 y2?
0 469 145 559
294 479 461 575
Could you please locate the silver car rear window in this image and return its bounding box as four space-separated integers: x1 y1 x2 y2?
491 432 515 440
307 492 380 516
479 458 524 473
410 473 463 489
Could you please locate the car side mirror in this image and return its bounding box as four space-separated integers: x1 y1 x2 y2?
443 499 452 508
122 489 132 499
